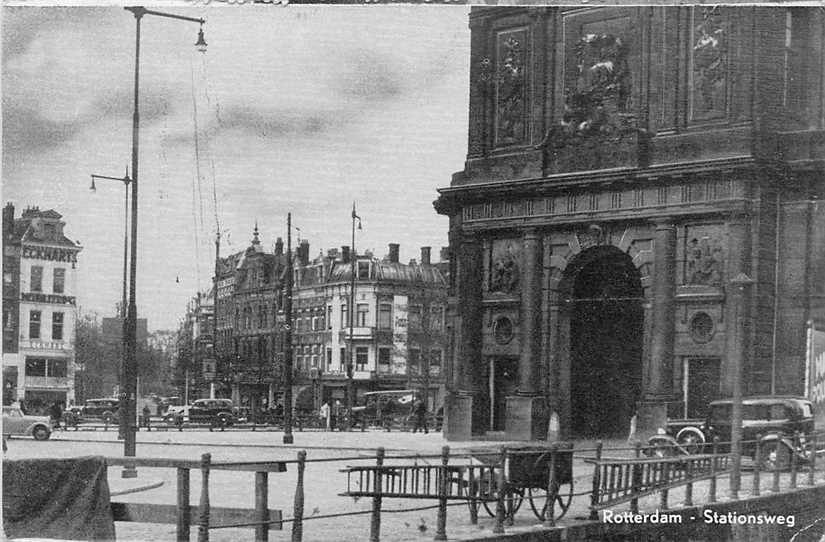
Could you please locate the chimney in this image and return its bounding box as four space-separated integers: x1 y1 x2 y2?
274 237 284 255
3 203 14 239
440 246 450 263
420 246 431 266
299 240 310 266
341 246 351 264
388 243 400 264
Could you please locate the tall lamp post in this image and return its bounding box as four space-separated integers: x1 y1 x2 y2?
120 6 206 478
283 213 294 444
347 203 362 430
89 169 131 440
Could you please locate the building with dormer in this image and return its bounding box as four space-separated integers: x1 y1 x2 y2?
2 204 82 411
435 6 825 441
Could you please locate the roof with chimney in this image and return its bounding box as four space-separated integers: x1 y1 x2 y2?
4 204 81 250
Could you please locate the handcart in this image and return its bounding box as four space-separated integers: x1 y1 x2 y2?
469 444 574 522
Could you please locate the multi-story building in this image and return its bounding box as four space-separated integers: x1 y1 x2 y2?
292 242 449 413
435 6 825 441
2 204 82 411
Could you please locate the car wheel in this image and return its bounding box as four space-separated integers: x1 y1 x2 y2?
676 429 705 455
760 440 791 471
33 426 51 441
648 438 677 458
217 413 230 427
103 411 115 424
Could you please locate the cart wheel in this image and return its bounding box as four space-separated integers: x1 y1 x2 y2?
481 487 524 518
527 480 574 521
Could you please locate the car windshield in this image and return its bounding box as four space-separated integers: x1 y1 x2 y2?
710 403 791 424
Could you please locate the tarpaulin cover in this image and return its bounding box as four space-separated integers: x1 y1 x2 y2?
3 456 116 541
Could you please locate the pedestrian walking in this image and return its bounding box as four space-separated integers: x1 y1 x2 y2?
412 399 428 434
48 401 63 430
142 405 152 429
332 399 342 431
320 402 331 431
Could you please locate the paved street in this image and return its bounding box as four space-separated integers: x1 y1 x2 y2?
6 429 627 541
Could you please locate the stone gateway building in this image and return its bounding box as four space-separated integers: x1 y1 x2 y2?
435 6 825 441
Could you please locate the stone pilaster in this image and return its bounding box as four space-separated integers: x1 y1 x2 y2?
723 213 753 396
445 235 485 441
638 219 676 437
506 229 547 440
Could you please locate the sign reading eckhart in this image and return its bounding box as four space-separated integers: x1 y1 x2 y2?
22 245 78 263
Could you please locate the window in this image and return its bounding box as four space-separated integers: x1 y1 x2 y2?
408 305 422 331
429 349 442 368
340 347 347 369
49 359 67 378
30 266 43 292
52 312 64 341
326 348 333 370
25 358 46 376
408 348 420 374
430 305 444 331
53 268 65 294
327 306 333 329
378 347 391 371
357 261 370 280
355 347 369 371
378 303 392 329
29 310 41 339
357 304 369 327
341 304 349 328
311 355 319 368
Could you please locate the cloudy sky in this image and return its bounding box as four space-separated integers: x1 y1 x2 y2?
2 4 470 331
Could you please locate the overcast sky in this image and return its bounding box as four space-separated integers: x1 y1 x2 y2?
2 4 470 331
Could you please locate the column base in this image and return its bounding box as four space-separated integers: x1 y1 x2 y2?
635 400 668 442
444 393 482 441
505 395 548 441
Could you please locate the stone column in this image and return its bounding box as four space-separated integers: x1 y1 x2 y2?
506 229 548 440
445 235 485 441
723 213 753 396
637 219 676 437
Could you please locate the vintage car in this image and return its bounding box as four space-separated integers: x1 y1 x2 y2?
187 398 235 425
80 398 121 423
647 396 815 470
351 390 422 430
2 406 52 440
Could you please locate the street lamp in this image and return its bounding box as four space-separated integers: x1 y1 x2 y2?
347 203 362 431
89 169 131 440
283 212 294 444
119 6 206 478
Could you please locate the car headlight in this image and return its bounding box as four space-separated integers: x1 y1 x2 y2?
657 427 666 435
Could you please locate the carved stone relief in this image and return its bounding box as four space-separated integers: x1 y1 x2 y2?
691 7 727 120
683 225 725 286
495 29 528 147
489 239 521 295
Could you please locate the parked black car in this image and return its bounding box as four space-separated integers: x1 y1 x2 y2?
647 396 815 470
79 398 121 424
188 398 235 426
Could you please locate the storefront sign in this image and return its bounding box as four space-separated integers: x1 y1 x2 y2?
20 340 70 351
22 292 76 305
22 245 78 263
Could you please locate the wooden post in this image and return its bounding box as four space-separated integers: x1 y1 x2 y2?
370 447 385 542
292 450 306 542
684 458 693 507
198 453 211 542
493 448 506 534
659 461 668 510
544 444 558 527
468 465 478 525
435 446 449 541
708 437 719 503
772 442 781 493
589 441 603 520
808 433 816 486
630 442 641 514
255 471 269 542
752 434 762 497
790 432 799 489
176 467 191 542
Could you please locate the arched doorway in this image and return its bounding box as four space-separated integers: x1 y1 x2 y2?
566 246 644 437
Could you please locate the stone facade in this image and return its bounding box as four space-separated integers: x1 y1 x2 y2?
435 7 825 441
